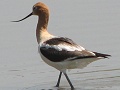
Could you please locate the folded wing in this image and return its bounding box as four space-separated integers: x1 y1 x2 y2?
40 37 111 62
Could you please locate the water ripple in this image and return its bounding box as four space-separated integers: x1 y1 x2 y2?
73 68 120 74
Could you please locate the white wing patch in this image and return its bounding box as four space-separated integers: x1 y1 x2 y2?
57 44 85 51
40 43 85 52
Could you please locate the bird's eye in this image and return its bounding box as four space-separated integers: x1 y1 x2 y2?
33 6 37 10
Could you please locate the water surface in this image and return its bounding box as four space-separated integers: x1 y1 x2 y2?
0 0 120 90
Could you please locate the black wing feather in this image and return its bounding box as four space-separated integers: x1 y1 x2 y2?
44 37 77 46
93 52 111 58
40 47 95 62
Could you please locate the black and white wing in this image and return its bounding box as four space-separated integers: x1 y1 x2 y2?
39 37 111 62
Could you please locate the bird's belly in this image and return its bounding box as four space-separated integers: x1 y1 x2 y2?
63 58 100 69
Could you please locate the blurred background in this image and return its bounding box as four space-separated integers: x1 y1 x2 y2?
0 0 120 90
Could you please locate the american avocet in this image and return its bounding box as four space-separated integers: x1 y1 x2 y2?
12 2 111 89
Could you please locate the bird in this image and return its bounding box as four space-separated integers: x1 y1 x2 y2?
12 2 111 89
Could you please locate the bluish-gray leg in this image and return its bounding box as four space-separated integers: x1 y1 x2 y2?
63 72 74 89
56 72 62 87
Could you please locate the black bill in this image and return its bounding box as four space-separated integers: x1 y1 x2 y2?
12 13 33 22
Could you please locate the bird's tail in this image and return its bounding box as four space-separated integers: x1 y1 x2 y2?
93 52 111 58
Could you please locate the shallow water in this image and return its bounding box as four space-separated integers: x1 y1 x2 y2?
0 0 120 90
